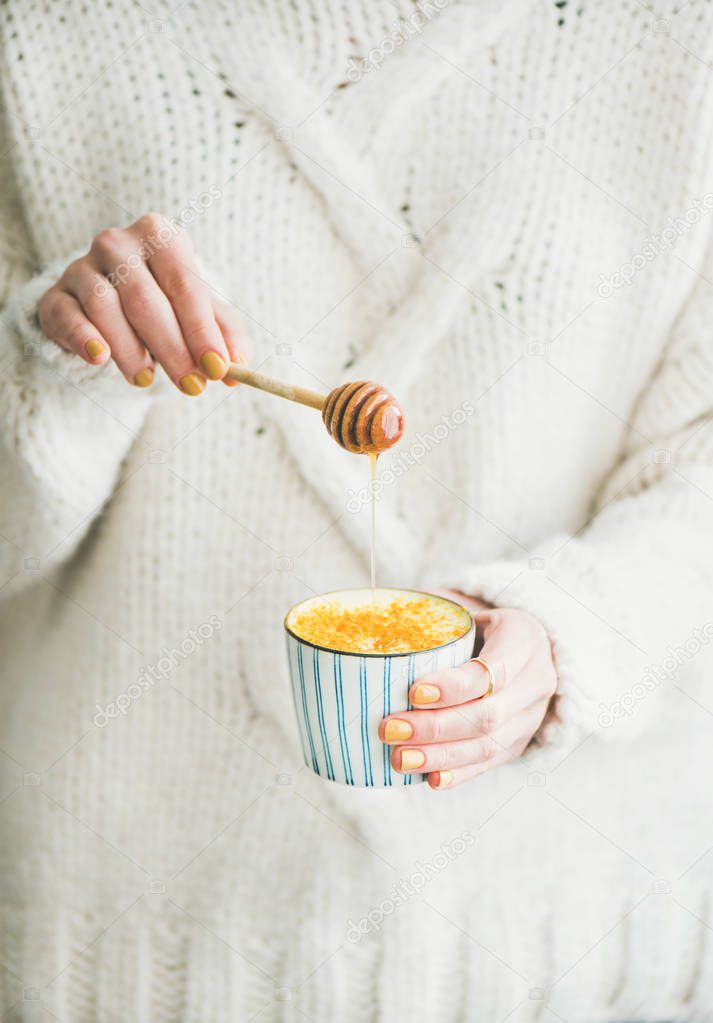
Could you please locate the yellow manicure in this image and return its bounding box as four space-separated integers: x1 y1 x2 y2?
179 373 206 396
435 770 452 788
383 719 413 742
133 368 154 388
225 352 247 385
200 352 226 380
412 683 440 705
85 339 107 360
400 748 426 771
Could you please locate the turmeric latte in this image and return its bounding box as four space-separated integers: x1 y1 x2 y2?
286 589 472 655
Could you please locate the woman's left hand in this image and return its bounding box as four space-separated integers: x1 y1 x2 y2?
378 592 557 790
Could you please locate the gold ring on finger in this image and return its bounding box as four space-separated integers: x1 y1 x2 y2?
469 656 495 699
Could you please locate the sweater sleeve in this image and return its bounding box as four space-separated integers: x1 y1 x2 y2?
0 112 155 601
438 261 713 762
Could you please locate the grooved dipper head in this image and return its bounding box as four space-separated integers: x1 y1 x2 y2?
321 381 405 454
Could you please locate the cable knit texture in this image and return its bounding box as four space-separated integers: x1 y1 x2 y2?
2 1 713 1020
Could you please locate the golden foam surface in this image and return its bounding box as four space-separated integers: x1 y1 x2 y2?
289 595 470 654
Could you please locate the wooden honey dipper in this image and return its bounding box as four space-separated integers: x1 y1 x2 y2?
225 363 404 454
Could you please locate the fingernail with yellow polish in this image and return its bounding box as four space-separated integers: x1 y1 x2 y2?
434 770 452 789
383 719 413 742
412 683 440 705
200 352 226 380
180 373 205 396
133 368 154 388
85 339 107 361
400 748 426 771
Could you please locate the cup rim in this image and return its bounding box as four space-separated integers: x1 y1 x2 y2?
283 586 475 659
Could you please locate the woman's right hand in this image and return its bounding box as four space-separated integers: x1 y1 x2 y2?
38 213 248 394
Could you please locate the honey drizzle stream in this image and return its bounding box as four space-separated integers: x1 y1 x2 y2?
369 453 378 590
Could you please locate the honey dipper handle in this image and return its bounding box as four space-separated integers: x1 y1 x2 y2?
225 363 325 411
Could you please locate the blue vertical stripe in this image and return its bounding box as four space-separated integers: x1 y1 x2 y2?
289 639 458 787
333 654 354 785
297 643 319 774
286 641 310 766
405 654 416 786
382 658 392 786
359 657 374 786
313 649 335 781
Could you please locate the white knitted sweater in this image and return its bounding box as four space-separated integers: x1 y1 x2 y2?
2 1 713 1020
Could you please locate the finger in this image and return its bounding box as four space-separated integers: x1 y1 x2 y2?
62 262 154 387
395 705 545 777
392 735 499 774
379 694 506 745
37 287 111 365
148 241 230 380
410 609 540 708
122 268 205 394
428 763 491 790
213 297 252 386
428 727 534 790
409 658 497 709
90 228 205 395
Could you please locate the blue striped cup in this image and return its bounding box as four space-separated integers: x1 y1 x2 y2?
284 588 475 787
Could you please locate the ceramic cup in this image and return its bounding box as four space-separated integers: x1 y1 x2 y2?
284 587 475 787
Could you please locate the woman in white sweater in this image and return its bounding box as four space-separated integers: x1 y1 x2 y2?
2 1 713 1020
